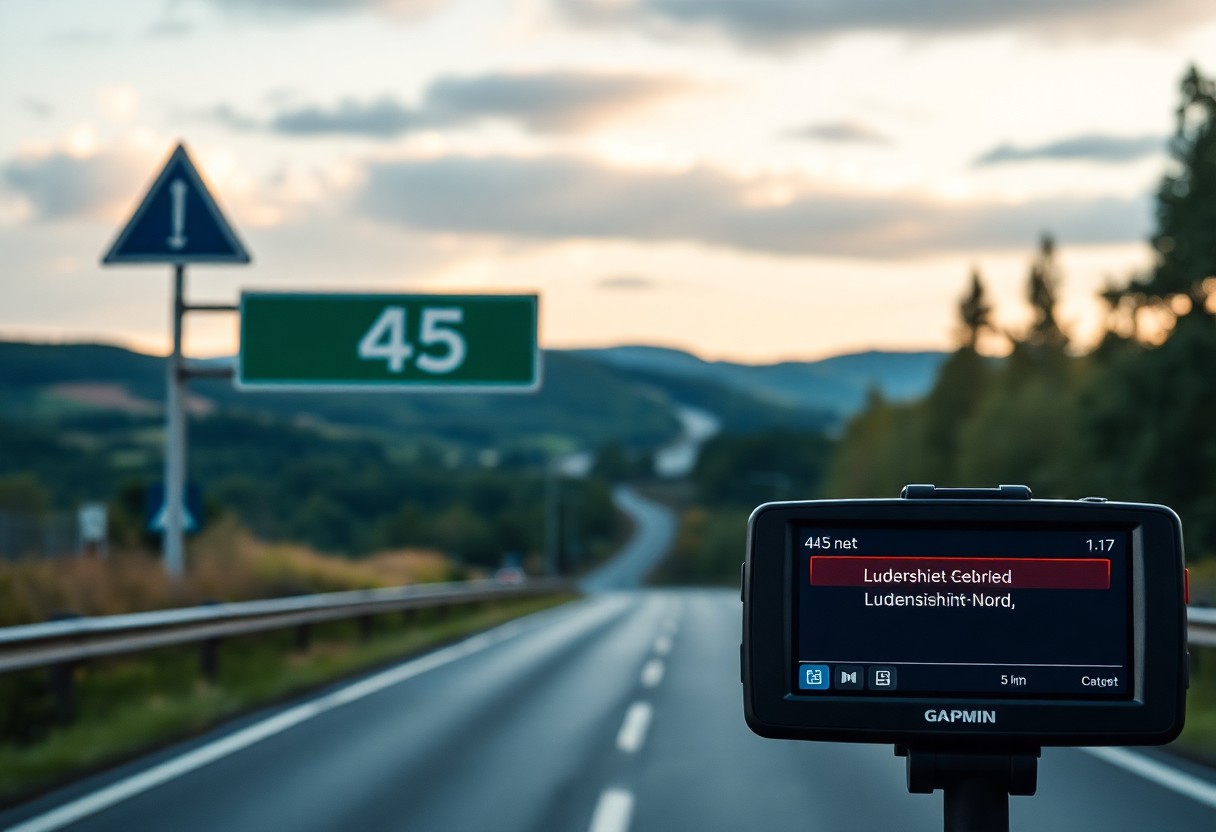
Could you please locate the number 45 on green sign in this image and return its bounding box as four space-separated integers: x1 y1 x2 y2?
237 293 539 391
358 306 466 374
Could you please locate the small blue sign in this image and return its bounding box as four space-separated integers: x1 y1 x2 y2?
798 664 830 691
102 143 250 265
145 482 203 534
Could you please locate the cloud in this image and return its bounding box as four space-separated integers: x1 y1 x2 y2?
556 0 1216 45
354 153 1151 257
145 18 196 38
47 28 114 45
598 274 656 290
21 99 54 119
2 145 151 222
787 120 890 144
974 134 1166 166
199 0 444 18
208 104 262 131
270 98 420 138
423 72 690 131
216 70 692 138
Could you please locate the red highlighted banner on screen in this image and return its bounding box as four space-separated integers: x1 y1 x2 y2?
809 557 1111 590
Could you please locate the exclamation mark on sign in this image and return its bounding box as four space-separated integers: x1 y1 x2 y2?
167 179 188 250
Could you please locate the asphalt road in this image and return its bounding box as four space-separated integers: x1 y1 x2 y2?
580 486 678 592
6 592 1216 832
4 491 1216 831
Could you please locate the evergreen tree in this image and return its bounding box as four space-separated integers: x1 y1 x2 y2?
1024 234 1068 351
915 270 998 482
1144 65 1216 318
957 268 994 352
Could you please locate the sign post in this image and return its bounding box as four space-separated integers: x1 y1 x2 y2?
101 143 250 579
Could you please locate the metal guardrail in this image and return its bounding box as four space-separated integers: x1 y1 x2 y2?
1189 606 1216 648
0 588 1208 720
0 591 1210 675
0 578 573 675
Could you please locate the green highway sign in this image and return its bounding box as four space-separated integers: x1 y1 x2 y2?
238 293 540 391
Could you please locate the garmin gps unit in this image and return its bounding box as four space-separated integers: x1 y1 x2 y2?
742 485 1188 748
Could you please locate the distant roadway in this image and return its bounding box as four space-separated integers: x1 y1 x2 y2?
580 485 678 593
4 490 1216 831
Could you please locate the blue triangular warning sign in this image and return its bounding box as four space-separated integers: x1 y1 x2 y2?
102 143 251 265
149 503 197 534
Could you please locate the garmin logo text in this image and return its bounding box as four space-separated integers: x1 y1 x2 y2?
924 709 997 724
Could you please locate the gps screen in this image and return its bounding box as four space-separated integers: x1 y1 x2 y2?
793 524 1131 699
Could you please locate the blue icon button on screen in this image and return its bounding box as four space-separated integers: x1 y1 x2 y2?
799 664 830 690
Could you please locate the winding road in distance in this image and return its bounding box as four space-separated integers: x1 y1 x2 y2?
4 487 1216 832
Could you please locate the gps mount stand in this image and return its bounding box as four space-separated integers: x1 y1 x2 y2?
897 746 1040 832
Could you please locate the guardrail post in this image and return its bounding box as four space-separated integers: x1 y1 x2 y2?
200 638 220 681
401 608 415 627
296 624 311 652
359 615 374 643
47 612 80 724
51 661 76 725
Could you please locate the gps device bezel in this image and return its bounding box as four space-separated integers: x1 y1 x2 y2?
742 493 1187 748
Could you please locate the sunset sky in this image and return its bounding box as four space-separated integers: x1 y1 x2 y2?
3 0 1216 362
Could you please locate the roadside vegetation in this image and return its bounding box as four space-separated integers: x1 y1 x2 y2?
0 516 463 627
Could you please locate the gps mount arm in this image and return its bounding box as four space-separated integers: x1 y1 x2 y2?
896 746 1039 832
898 484 1039 832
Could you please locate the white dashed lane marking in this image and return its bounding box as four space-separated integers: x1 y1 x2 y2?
640 659 664 688
616 702 653 754
588 789 634 832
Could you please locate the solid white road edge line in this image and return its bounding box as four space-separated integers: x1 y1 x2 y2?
616 702 654 754
640 659 664 688
7 596 627 832
588 789 634 832
1080 746 1216 810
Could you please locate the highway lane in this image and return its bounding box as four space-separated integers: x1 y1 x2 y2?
5 590 1216 831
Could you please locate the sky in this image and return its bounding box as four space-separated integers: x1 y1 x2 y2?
2 0 1215 363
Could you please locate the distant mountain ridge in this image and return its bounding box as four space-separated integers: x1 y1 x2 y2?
0 341 856 456
572 345 948 417
0 341 947 459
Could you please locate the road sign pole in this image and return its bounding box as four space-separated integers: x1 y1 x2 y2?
545 461 560 577
101 142 250 578
164 265 186 579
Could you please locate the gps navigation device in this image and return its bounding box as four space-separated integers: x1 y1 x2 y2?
742 485 1188 748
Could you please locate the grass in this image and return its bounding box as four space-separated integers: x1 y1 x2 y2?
0 594 575 806
0 516 464 627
